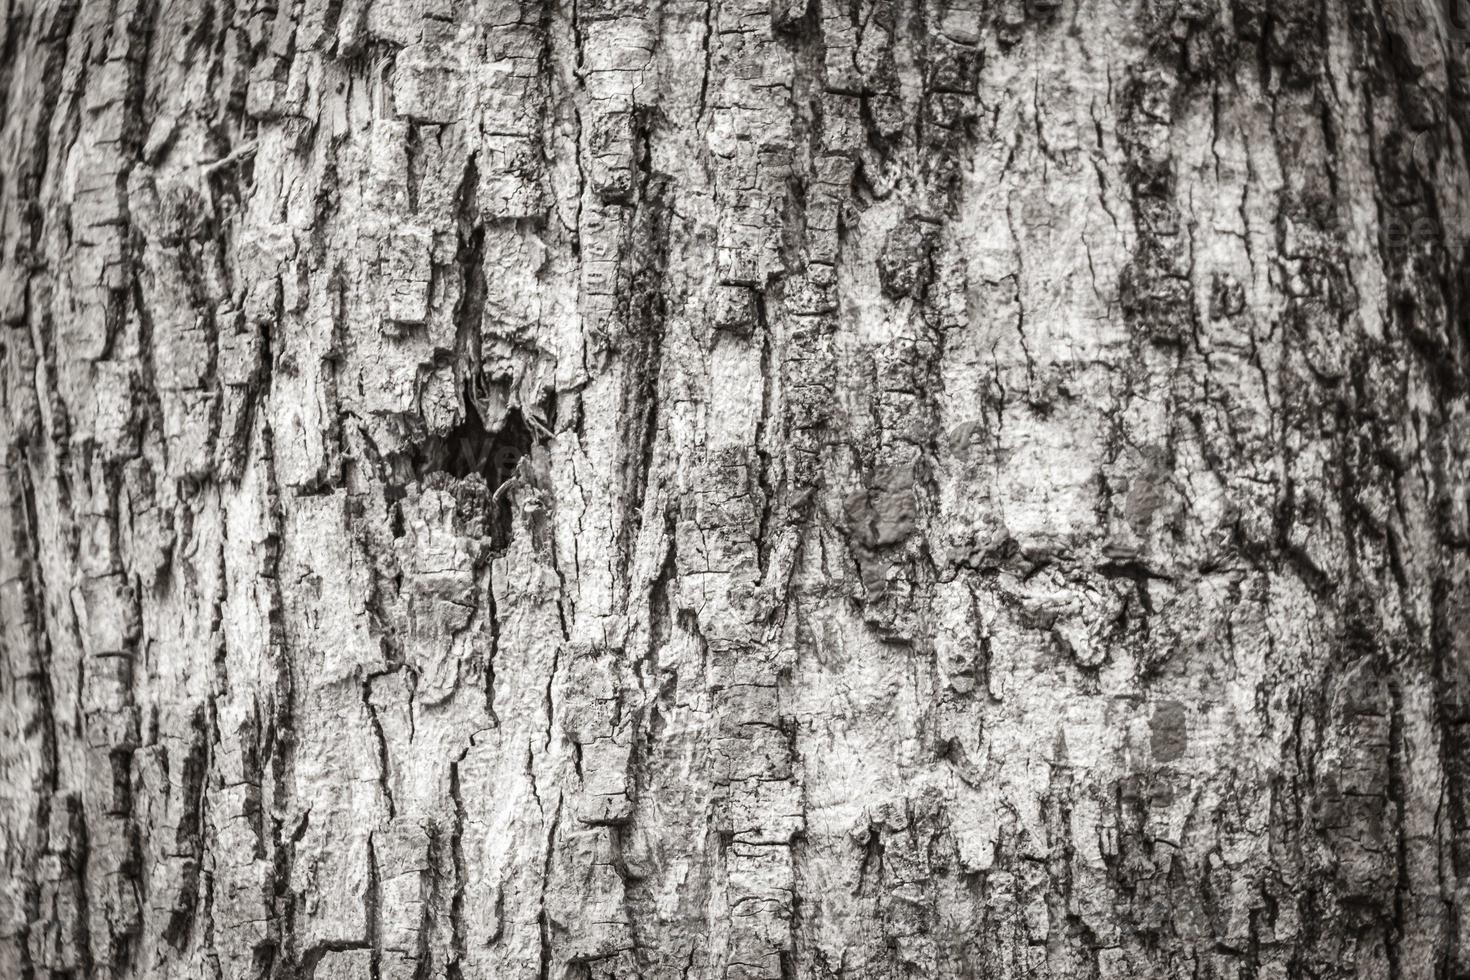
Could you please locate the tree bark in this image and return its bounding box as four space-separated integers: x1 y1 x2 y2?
2 0 1470 977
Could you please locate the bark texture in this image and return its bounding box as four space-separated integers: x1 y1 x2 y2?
3 0 1470 977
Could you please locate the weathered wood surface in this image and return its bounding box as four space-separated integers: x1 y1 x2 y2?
2 0 1470 977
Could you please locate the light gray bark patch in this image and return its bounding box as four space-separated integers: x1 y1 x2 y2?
4 0 1470 976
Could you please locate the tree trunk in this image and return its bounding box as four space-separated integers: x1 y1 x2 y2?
3 0 1470 977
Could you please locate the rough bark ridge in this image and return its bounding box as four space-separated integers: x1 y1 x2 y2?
2 0 1470 977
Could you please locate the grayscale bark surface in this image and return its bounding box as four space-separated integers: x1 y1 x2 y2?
3 0 1470 978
